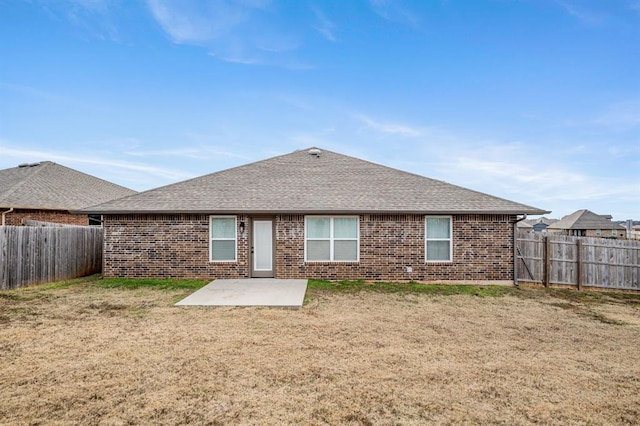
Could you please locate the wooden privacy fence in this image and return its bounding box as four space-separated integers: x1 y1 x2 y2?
516 230 640 291
0 225 103 290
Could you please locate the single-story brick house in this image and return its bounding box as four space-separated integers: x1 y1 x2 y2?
79 148 548 283
0 161 136 226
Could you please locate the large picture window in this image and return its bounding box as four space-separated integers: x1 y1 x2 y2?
210 216 237 262
306 216 359 262
425 216 452 262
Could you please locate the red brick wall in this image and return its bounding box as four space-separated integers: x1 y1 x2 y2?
103 213 515 281
2 209 89 226
103 214 249 279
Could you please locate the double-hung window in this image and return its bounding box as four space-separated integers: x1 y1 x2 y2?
306 216 359 262
210 216 237 262
425 216 452 262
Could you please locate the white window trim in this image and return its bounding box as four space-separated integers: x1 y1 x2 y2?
209 215 237 262
425 215 453 263
305 216 360 262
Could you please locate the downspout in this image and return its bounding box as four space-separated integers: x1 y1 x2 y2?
1 208 14 226
513 214 527 287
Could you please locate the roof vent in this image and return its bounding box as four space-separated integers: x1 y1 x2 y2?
18 163 29 168
29 162 41 167
308 148 322 157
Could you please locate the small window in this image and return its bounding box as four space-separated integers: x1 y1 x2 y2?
425 216 452 262
596 229 602 236
611 229 617 237
306 216 359 262
210 216 237 262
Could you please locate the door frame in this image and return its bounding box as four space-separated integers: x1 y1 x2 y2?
250 217 276 278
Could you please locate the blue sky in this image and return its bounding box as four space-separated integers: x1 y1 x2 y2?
1 0 639 220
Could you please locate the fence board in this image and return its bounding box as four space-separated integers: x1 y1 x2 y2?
517 231 640 291
0 226 103 290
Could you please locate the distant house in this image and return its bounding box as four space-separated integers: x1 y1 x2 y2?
0 162 136 226
531 217 557 233
516 220 534 231
79 148 548 282
547 209 627 239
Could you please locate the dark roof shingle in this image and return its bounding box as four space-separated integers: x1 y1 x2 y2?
79 148 548 215
548 209 625 231
0 162 136 210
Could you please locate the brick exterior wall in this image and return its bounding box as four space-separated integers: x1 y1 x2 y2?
2 209 89 226
103 213 515 281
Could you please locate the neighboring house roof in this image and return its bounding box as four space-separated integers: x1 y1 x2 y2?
0 161 137 210
548 209 625 231
80 148 548 215
525 217 557 226
517 221 534 229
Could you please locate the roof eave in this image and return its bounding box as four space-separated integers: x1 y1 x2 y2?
77 208 551 216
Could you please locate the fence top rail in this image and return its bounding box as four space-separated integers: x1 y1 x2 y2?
581 242 640 250
517 231 640 248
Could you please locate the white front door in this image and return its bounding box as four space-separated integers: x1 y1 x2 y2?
252 219 274 277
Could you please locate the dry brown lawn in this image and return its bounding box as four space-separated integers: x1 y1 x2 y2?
1 278 639 425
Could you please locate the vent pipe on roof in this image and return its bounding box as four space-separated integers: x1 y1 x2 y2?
308 148 322 157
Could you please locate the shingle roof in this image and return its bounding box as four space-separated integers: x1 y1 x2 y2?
548 209 625 231
0 161 136 210
79 148 549 215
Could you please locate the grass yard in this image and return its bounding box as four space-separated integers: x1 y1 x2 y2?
1 276 639 425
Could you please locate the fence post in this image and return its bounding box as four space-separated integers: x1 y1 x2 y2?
576 239 583 291
544 235 550 288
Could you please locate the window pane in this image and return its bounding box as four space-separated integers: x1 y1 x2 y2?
307 240 330 261
307 218 330 238
334 218 357 238
334 240 357 261
211 217 236 238
212 240 236 261
427 218 450 239
427 241 450 261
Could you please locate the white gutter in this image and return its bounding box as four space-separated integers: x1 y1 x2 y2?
1 208 14 226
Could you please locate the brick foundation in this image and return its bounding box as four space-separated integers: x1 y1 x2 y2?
2 209 89 226
103 213 515 281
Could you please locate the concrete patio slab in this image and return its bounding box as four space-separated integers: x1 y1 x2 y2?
175 279 308 308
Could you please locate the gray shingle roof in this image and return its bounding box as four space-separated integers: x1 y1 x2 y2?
0 162 137 210
79 148 549 215
548 209 625 231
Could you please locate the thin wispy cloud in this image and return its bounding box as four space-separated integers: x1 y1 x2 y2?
311 6 337 42
124 146 251 162
0 83 71 103
554 0 602 25
37 0 122 41
145 0 310 67
0 141 193 188
594 100 640 131
353 113 423 137
428 141 639 211
368 0 420 28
